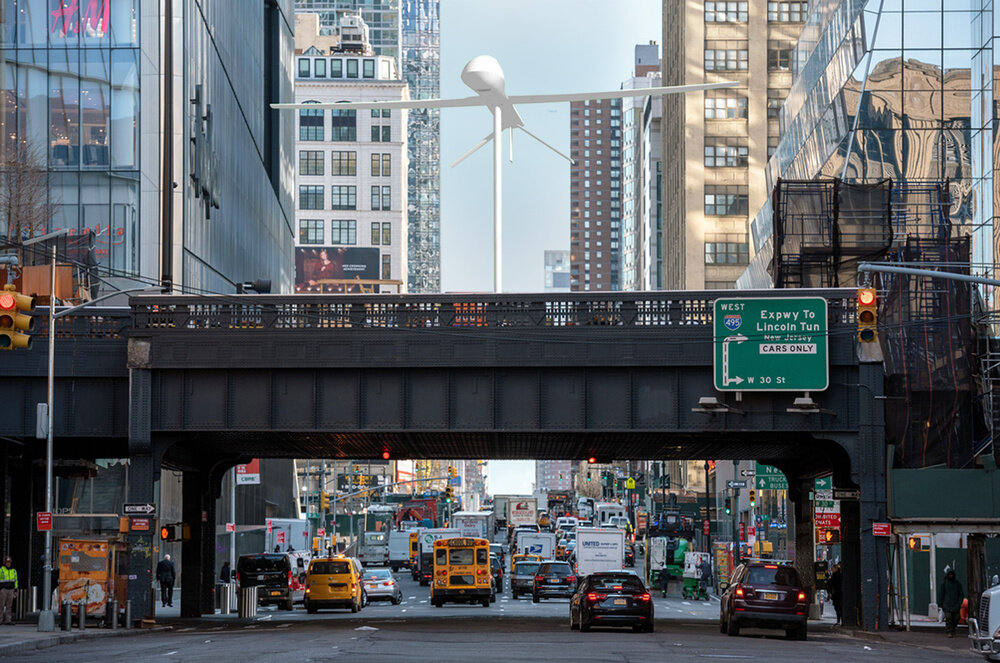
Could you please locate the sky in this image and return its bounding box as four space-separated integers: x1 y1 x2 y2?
439 0 662 494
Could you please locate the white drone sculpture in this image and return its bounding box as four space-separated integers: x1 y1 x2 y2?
273 56 736 292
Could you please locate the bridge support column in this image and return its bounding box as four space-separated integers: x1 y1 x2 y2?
126 365 159 621
791 481 815 601
180 470 216 617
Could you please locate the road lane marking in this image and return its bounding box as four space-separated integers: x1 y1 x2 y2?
276 623 291 628
165 652 178 656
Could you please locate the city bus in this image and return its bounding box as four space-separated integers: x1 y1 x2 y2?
430 537 493 607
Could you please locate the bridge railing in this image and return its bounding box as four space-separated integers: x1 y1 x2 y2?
129 290 858 332
34 307 132 340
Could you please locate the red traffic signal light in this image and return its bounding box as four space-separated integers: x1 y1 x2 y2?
159 526 170 541
587 456 597 464
0 285 34 350
857 287 877 343
381 450 390 460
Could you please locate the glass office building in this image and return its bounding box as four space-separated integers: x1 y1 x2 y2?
1 0 295 293
738 0 992 293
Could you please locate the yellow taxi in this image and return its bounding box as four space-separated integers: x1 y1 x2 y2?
512 553 542 567
304 556 364 613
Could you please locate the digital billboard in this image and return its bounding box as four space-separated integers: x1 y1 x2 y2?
295 247 380 292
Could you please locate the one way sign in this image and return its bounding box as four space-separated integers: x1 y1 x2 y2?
124 503 156 515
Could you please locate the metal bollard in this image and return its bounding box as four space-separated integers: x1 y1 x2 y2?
108 599 118 630
77 601 86 630
13 588 28 621
61 600 72 631
220 583 234 615
124 600 132 629
237 586 258 618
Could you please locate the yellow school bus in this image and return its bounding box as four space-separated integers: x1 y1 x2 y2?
431 537 492 607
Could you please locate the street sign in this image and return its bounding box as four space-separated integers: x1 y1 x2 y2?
754 463 789 490
36 512 52 531
317 527 326 537
726 480 746 488
815 512 841 529
266 519 273 534
814 476 832 491
713 297 829 391
872 522 892 537
626 477 636 490
740 469 755 477
738 522 745 542
833 488 860 501
131 517 150 531
277 531 286 544
124 503 156 515
225 522 235 533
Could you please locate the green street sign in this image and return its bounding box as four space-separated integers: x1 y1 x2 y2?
714 297 829 391
754 463 789 490
814 476 832 491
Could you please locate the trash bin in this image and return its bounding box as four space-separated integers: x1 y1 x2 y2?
13 588 30 620
237 586 257 618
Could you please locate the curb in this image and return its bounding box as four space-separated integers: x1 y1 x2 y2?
0 624 173 656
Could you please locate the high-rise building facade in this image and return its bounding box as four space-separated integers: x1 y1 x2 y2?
661 0 807 290
536 460 574 493
543 249 570 291
0 0 295 294
295 0 441 293
293 14 409 292
569 98 622 291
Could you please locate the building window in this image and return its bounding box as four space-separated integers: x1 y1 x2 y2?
704 137 749 167
331 151 357 176
705 234 750 264
331 59 343 77
363 59 375 78
298 58 310 77
705 41 748 71
382 186 391 210
768 136 779 158
331 185 357 210
372 125 391 142
704 90 748 119
299 219 324 244
299 150 324 176
381 154 391 176
371 221 382 244
371 185 381 210
705 1 747 22
369 153 391 176
346 59 358 78
331 109 357 141
768 41 794 71
314 59 326 78
768 1 807 22
767 89 789 118
382 222 391 246
704 185 749 215
299 185 324 210
299 106 324 141
382 254 391 280
331 219 357 245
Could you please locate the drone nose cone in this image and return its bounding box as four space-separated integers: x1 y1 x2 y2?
461 55 506 95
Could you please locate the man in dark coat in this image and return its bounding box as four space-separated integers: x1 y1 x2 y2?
156 554 176 607
829 564 844 625
938 569 965 637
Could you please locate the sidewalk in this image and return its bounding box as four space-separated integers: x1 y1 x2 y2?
843 623 971 656
0 618 171 656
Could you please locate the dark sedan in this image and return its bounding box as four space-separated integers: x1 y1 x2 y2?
532 560 576 602
624 543 635 567
570 572 653 632
720 561 808 640
510 561 540 599
490 554 504 589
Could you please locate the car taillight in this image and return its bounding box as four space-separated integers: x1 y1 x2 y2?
287 570 292 586
797 591 806 602
735 585 744 598
587 593 607 602
567 576 576 584
639 593 651 601
535 575 545 582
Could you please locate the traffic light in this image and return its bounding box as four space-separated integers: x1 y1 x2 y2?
748 489 756 508
857 287 877 343
381 449 391 460
447 465 455 478
587 472 592 482
444 485 454 502
159 523 190 542
587 456 597 464
824 529 840 544
320 491 330 510
724 497 732 515
0 285 34 350
907 535 928 551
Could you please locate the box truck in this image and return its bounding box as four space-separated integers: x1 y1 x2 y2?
575 527 625 577
515 531 556 559
417 528 459 585
388 530 412 571
450 511 494 540
509 498 538 528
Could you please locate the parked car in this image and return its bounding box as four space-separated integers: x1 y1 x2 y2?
532 560 576 602
361 567 402 605
719 561 808 640
510 561 540 599
570 571 653 632
236 553 299 610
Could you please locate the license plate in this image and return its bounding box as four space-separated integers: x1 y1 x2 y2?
763 592 778 600
553 579 563 583
613 599 627 605
270 591 281 596
258 575 265 581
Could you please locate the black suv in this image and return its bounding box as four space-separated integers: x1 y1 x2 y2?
237 553 295 610
532 560 576 602
570 572 653 632
720 561 808 640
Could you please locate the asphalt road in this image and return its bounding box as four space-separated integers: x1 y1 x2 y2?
2 570 973 662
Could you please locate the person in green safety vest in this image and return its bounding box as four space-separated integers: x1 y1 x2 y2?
0 556 18 624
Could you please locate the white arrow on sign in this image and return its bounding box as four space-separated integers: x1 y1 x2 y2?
758 478 766 488
722 335 748 386
124 503 156 515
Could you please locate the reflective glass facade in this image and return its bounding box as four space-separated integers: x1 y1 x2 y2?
1 0 142 272
738 0 992 291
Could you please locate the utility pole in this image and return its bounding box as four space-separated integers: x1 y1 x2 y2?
704 460 711 552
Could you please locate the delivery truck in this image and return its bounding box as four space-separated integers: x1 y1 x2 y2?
417 527 459 585
508 497 538 528
575 527 625 577
515 531 556 559
450 511 494 540
388 530 412 571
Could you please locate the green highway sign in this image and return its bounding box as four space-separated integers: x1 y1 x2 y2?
814 476 832 491
754 463 789 490
714 297 829 391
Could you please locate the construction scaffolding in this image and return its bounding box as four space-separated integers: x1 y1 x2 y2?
771 178 985 468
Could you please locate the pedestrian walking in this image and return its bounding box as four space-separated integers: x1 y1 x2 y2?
0 557 18 624
829 563 843 625
155 554 176 607
938 569 965 638
220 561 232 583
698 557 714 595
